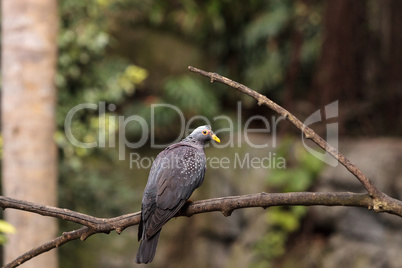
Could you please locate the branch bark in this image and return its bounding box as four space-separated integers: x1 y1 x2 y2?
0 191 381 268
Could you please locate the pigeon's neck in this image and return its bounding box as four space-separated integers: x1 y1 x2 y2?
182 136 205 147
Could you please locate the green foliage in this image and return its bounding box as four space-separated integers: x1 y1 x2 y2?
57 0 148 176
0 220 16 245
269 207 303 233
114 0 322 107
243 0 323 95
164 75 220 118
267 138 323 192
57 1 148 265
0 136 3 158
253 230 287 268
253 137 324 266
119 73 225 141
245 4 290 46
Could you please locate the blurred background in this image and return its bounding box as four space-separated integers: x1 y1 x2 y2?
1 0 402 267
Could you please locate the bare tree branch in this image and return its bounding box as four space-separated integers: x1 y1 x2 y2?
0 191 384 268
3 227 91 268
188 66 402 215
2 67 402 267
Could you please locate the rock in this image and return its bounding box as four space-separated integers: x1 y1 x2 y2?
309 139 402 268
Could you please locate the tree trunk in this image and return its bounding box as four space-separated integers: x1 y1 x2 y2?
378 0 402 134
312 0 367 105
1 0 58 267
311 0 368 135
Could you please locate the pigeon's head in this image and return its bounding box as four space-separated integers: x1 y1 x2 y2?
187 125 220 145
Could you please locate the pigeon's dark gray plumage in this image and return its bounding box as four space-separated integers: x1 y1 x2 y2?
135 125 220 264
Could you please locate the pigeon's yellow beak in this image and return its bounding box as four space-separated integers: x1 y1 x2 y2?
211 134 220 143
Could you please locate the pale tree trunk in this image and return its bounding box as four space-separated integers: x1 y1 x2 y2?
2 0 58 267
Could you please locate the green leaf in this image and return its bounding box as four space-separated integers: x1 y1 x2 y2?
269 209 300 232
0 220 16 234
164 75 220 118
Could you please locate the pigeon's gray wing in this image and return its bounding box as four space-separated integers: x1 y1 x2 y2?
141 145 206 238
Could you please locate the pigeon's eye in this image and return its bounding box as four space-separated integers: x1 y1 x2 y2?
202 130 208 135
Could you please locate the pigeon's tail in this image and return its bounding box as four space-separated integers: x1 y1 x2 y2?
135 230 161 264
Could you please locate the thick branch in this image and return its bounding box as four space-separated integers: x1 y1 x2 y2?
0 191 384 267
